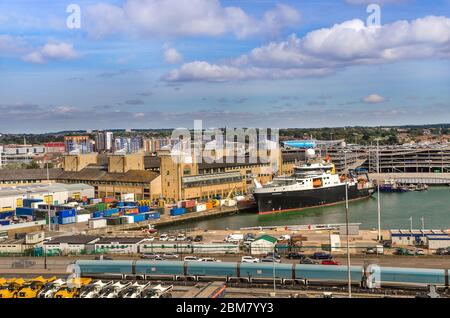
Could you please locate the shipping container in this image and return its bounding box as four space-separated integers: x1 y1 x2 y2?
181 200 196 209
170 208 186 216
133 214 146 223
0 211 14 219
195 204 207 212
89 218 107 229
144 212 161 220
0 220 11 226
16 207 34 216
138 206 150 213
23 198 43 208
102 197 116 203
76 214 91 223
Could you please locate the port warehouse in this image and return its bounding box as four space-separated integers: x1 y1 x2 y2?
0 183 95 211
74 260 450 288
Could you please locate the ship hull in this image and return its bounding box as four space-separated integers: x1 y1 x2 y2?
253 184 374 214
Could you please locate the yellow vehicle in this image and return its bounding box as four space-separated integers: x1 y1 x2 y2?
16 276 56 298
0 278 26 298
54 278 92 298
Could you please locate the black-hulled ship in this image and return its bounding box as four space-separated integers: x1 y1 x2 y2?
252 158 375 214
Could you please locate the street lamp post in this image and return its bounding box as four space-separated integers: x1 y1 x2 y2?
272 246 276 294
345 182 352 298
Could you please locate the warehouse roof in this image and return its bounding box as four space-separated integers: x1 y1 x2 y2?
0 183 94 199
57 168 160 184
0 168 63 181
254 235 278 244
95 237 146 244
44 235 99 245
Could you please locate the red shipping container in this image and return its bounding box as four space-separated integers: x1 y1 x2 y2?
102 197 116 203
182 200 195 208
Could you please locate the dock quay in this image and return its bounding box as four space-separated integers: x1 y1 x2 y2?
369 173 450 185
84 205 243 235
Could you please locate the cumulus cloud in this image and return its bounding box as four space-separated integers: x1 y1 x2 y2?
22 41 80 64
165 15 450 82
164 47 183 64
362 94 386 103
85 0 300 39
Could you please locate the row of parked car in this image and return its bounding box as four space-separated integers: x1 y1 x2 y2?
241 252 340 265
0 276 172 298
141 253 220 262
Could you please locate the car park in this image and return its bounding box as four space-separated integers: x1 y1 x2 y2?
241 256 260 263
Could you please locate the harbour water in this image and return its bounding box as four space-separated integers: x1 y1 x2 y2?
163 187 450 231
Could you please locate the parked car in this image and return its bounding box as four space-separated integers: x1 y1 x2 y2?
287 252 305 260
194 235 203 242
322 260 340 265
186 236 193 242
140 253 160 260
381 240 392 248
199 257 221 262
162 253 179 259
11 260 35 269
395 248 414 256
154 256 166 261
415 249 425 256
266 252 281 260
261 257 281 263
435 248 450 256
311 252 332 260
299 258 318 265
365 248 376 255
159 234 169 241
168 236 177 242
241 256 260 263
176 234 186 241
184 256 200 262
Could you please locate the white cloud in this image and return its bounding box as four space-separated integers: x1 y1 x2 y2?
166 15 450 82
362 94 386 103
86 0 300 39
164 47 183 64
22 41 80 64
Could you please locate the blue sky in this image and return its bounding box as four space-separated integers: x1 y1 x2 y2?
1 0 450 133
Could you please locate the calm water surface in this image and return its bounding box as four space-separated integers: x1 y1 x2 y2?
162 187 450 231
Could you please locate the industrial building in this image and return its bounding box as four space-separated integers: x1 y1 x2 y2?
249 235 278 255
390 229 449 246
44 235 100 254
0 183 94 211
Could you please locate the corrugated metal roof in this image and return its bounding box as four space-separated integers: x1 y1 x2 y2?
44 235 99 245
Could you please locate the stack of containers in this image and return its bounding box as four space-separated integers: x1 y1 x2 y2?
57 209 77 225
23 198 43 208
170 207 186 216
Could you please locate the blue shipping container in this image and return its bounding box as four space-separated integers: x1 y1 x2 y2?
23 198 43 208
170 208 186 216
138 206 150 213
144 212 160 220
92 211 104 218
0 211 14 219
0 220 11 226
103 208 119 217
57 209 77 217
133 214 146 223
16 207 34 216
